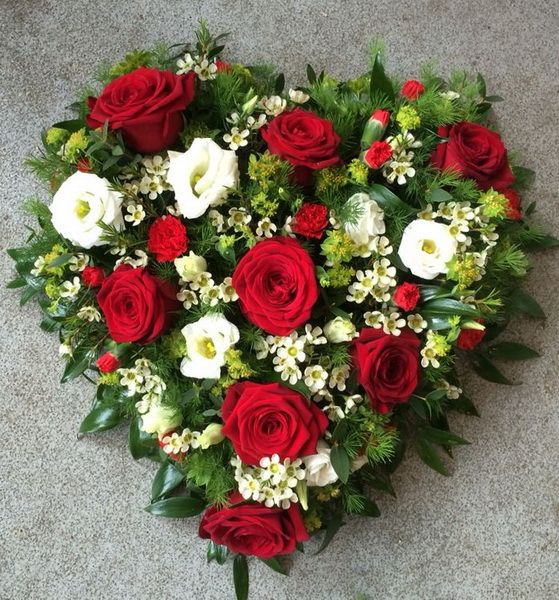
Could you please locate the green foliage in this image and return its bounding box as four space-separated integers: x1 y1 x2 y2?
184 444 236 506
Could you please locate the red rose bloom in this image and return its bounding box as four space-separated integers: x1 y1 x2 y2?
232 237 319 335
97 265 180 344
221 381 329 465
96 352 121 373
364 140 393 169
199 492 309 559
81 266 105 288
352 328 421 413
431 122 514 190
392 282 420 312
401 79 425 100
261 108 341 186
291 203 329 239
456 327 486 350
501 188 522 220
86 67 196 154
147 215 189 262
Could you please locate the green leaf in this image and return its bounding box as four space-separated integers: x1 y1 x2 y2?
61 346 96 382
416 438 448 476
369 53 395 102
362 469 396 497
476 73 487 97
409 396 428 419
361 497 381 517
144 496 206 518
19 285 38 306
418 284 450 302
274 73 285 94
420 427 470 447
524 233 559 249
151 461 185 501
508 289 545 319
330 445 350 484
315 514 344 555
260 556 288 575
79 405 123 434
428 188 453 203
207 541 230 565
425 388 449 403
368 184 414 214
471 353 515 385
6 276 27 289
233 554 249 600
487 341 540 360
451 395 480 417
331 419 348 443
128 417 158 460
51 119 84 132
424 315 451 331
421 298 480 318
40 314 61 332
47 253 74 268
306 64 317 85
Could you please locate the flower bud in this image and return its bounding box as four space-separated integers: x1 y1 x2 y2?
324 316 357 343
361 109 390 148
174 251 207 282
242 94 259 115
140 404 182 436
198 423 225 449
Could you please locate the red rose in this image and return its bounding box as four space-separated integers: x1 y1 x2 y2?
86 67 196 154
364 140 393 169
456 326 486 350
221 381 329 465
232 236 319 335
392 282 420 311
352 328 421 413
97 265 180 344
96 352 121 373
199 492 309 559
147 215 189 262
401 80 425 100
291 203 329 239
261 108 341 186
431 122 514 190
81 266 105 288
76 157 92 173
501 188 522 220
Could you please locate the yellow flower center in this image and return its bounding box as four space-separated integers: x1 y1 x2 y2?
75 198 90 219
196 337 217 359
422 239 437 254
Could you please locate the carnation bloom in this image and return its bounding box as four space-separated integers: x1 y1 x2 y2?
147 215 189 262
364 140 393 169
401 79 426 100
291 203 329 239
96 352 120 373
392 282 420 311
457 325 486 350
81 265 105 288
501 188 522 220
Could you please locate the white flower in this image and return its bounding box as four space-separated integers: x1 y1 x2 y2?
303 440 339 487
288 89 310 104
260 454 286 485
304 365 328 393
174 252 208 282
371 235 393 256
256 218 277 238
50 172 124 249
194 58 218 81
198 423 224 449
407 313 427 333
398 219 458 280
343 192 385 246
239 474 262 501
324 317 357 343
372 258 396 287
276 334 306 363
223 127 250 151
273 358 302 385
176 52 195 74
382 311 406 335
140 404 182 436
364 311 384 328
141 154 170 176
167 139 239 219
219 277 238 302
440 90 460 100
68 253 89 272
77 305 101 322
329 366 350 392
189 271 214 292
387 131 422 153
436 379 463 400
115 249 148 269
177 288 198 309
139 174 165 200
124 203 146 226
30 256 46 277
383 157 416 185
58 342 72 357
119 368 143 394
260 95 287 116
180 314 239 379
346 283 367 304
227 207 251 228
200 285 221 306
59 277 81 299
303 324 327 346
254 336 270 360
208 209 226 232
247 114 267 130
418 204 437 220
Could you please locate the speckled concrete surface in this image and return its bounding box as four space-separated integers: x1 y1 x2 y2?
1 1 558 599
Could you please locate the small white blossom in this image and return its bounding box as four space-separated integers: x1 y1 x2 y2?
115 249 148 269
260 95 287 116
139 174 165 200
304 365 328 393
208 209 226 233
247 114 267 130
59 277 81 299
176 52 195 74
220 277 238 302
383 157 416 185
77 305 101 322
124 203 146 226
440 90 460 100
364 311 384 328
273 357 302 385
329 365 350 392
30 256 46 277
223 127 250 151
119 368 144 394
276 333 307 363
382 311 406 335
189 271 214 292
200 285 221 307
407 313 428 333
194 58 218 81
177 288 198 310
141 154 169 176
59 342 72 357
255 217 277 239
227 207 251 228
418 204 437 220
303 324 327 346
68 253 90 272
288 89 310 104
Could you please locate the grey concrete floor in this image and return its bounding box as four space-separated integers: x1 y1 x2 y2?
1 1 558 599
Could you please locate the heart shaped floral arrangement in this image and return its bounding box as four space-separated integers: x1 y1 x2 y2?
9 23 556 599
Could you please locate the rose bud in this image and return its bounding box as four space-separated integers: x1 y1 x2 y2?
361 109 391 148
82 265 105 288
401 79 425 101
363 140 393 169
392 282 420 312
97 352 121 373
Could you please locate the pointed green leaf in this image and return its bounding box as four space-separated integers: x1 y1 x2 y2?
451 395 480 417
416 438 448 476
330 445 350 484
151 461 185 501
370 53 395 102
79 405 123 434
315 514 344 555
509 289 545 319
420 427 470 447
361 498 381 517
487 341 540 360
233 554 249 600
306 64 317 85
421 298 480 318
471 353 515 385
259 556 288 575
61 347 96 382
428 188 453 203
129 417 158 460
207 541 230 565
145 496 206 518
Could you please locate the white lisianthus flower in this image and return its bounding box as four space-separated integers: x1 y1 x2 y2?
140 403 182 436
343 192 386 245
167 138 239 219
50 172 124 249
174 251 208 282
398 219 458 280
324 316 357 343
303 440 339 487
180 314 240 379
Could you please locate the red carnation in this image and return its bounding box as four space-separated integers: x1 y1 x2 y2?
291 203 329 239
370 109 391 127
501 188 522 220
147 215 189 262
364 140 393 169
76 157 92 173
81 266 105 288
401 80 425 100
392 282 420 311
97 352 121 373
456 326 486 350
